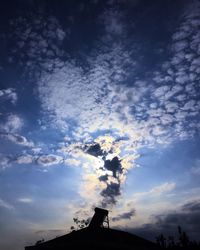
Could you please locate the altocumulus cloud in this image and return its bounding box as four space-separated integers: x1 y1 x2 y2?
10 1 200 153
0 133 34 147
3 0 200 212
15 155 34 165
36 3 200 148
0 114 23 133
0 88 17 104
0 154 64 169
36 154 63 167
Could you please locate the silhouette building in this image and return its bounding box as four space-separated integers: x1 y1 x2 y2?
89 207 109 229
25 207 160 250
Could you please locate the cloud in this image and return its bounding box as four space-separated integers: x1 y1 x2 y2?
69 137 138 207
152 200 200 240
31 147 42 154
149 182 176 196
64 158 81 167
15 155 34 164
35 229 65 239
112 208 135 222
182 200 200 212
100 8 125 37
0 88 17 104
84 143 104 157
191 167 200 175
0 198 14 210
127 200 200 241
36 154 63 166
133 182 176 199
56 28 66 41
35 2 200 155
191 159 200 175
101 182 121 206
0 155 11 170
18 198 33 203
58 132 139 207
9 14 66 76
0 114 23 133
0 152 65 169
0 133 34 147
6 1 200 148
104 157 122 176
44 25 194 203
173 40 188 52
5 0 200 214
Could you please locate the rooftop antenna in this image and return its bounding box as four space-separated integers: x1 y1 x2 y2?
89 207 109 229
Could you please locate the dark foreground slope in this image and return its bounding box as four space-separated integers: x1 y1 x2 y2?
25 227 160 250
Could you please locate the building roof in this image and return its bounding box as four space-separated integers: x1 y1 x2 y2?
25 227 160 250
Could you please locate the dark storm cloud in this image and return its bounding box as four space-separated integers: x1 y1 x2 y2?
100 156 123 206
182 200 200 212
112 208 135 222
101 182 121 205
87 146 123 206
130 200 200 241
99 174 108 182
84 143 104 157
83 141 124 206
154 200 200 231
104 156 122 178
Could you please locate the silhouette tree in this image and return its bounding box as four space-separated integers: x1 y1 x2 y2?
35 239 44 245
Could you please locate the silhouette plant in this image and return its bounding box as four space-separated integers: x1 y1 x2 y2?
178 225 190 248
35 239 44 245
167 236 175 248
156 226 200 249
70 217 90 231
156 233 167 248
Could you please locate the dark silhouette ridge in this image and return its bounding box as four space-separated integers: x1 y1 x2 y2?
25 207 160 250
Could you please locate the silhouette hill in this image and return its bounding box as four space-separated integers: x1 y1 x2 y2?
25 207 160 250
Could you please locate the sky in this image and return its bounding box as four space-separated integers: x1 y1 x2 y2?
0 0 200 249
